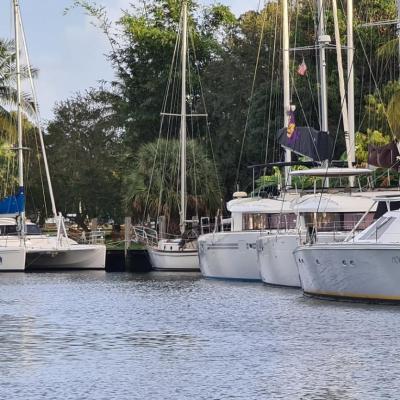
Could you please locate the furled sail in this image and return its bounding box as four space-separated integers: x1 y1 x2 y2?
0 187 25 216
277 111 333 161
368 142 400 169
277 126 333 161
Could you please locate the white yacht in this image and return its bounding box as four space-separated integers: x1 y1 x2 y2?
257 190 377 287
294 195 400 302
198 193 297 281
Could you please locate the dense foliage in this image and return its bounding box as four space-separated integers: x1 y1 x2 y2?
2 0 400 225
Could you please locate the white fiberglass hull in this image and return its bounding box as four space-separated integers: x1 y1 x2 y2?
0 235 106 270
26 244 106 270
258 232 347 288
0 247 26 271
148 247 199 271
198 231 268 281
295 243 400 302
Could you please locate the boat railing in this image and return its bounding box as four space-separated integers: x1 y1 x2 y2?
132 226 159 247
87 230 105 245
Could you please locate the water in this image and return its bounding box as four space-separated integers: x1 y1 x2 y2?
0 271 399 399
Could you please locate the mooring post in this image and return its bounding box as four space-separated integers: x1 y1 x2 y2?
91 218 98 244
124 217 132 258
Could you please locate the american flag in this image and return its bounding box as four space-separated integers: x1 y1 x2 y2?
297 59 307 76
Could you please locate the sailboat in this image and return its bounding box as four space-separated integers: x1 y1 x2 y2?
146 0 200 271
0 0 106 271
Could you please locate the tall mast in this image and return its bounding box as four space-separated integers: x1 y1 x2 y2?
332 0 353 176
180 0 188 234
347 0 355 166
397 0 400 79
317 0 328 133
18 11 58 218
283 0 292 187
14 0 25 230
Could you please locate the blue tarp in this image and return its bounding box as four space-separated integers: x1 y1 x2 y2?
0 187 25 215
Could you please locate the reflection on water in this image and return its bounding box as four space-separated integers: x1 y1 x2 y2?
0 271 399 399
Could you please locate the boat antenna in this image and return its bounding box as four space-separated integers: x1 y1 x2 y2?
13 0 25 235
180 0 188 235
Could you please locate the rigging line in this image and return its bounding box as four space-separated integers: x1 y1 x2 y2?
186 43 199 219
190 34 223 205
156 28 182 220
290 75 323 162
356 25 398 143
234 6 268 189
264 3 279 164
143 10 182 223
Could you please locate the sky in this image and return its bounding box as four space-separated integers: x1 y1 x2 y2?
0 0 261 120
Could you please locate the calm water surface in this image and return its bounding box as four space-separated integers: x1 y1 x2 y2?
0 271 399 399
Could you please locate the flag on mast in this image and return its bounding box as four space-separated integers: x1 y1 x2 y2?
297 58 307 76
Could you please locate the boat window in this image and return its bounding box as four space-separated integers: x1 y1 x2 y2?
0 224 42 236
242 213 296 231
26 225 42 235
0 225 18 236
303 212 374 232
358 217 396 241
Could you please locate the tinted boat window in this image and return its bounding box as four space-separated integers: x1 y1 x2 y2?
0 224 42 236
27 225 42 235
243 213 297 231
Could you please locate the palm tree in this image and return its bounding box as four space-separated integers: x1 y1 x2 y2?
124 138 222 230
0 38 36 134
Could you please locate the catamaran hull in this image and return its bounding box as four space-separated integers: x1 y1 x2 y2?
258 232 347 288
147 247 199 271
198 232 265 281
295 244 400 302
0 247 26 272
26 245 106 270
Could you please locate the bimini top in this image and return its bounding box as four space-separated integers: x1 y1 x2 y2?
227 195 296 214
290 167 373 177
291 193 378 213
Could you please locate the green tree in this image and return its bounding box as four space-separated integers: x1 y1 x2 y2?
45 89 124 228
124 138 222 231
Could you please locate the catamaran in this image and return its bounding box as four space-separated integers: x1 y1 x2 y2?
0 0 106 271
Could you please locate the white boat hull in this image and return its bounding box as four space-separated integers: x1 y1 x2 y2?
257 235 301 287
0 235 106 270
26 244 106 270
258 232 347 288
0 247 26 271
148 247 199 271
198 231 266 281
295 243 400 301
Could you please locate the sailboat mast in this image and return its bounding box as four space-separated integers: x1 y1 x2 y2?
317 0 328 133
17 11 58 218
180 0 188 234
332 0 351 167
347 0 355 165
14 0 25 227
282 0 292 187
397 0 400 78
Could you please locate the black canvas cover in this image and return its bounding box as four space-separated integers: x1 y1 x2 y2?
368 141 400 169
277 126 333 161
